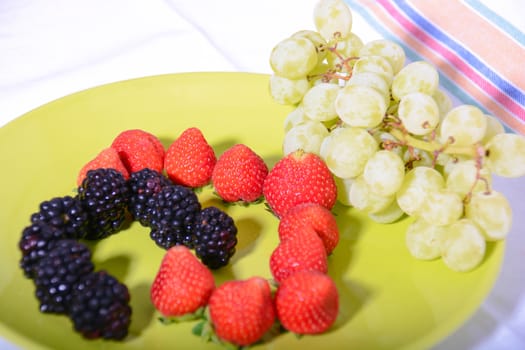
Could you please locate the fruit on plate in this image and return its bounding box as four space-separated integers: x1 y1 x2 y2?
77 147 129 186
263 149 337 218
164 127 217 188
275 270 339 335
211 143 268 203
207 277 276 346
150 246 215 318
111 129 165 174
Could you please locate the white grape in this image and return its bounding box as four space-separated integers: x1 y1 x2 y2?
347 72 391 106
440 219 486 272
465 190 512 241
439 105 487 146
392 61 439 100
325 32 363 67
432 89 453 118
481 114 505 144
320 126 378 178
302 83 341 122
397 92 440 135
352 55 394 84
363 150 405 196
335 84 388 128
405 218 445 260
270 37 318 79
396 166 445 217
283 105 308 133
368 199 405 224
445 159 492 198
313 0 353 40
359 39 406 74
282 120 329 156
335 176 354 206
269 75 310 105
373 131 404 158
419 189 464 226
291 30 328 62
349 175 395 213
441 154 474 178
403 147 434 168
485 133 525 177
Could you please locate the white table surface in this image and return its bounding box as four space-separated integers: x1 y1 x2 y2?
1 1 524 349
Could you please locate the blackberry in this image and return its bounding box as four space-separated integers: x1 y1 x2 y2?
77 168 130 240
193 206 238 269
68 271 131 340
128 168 172 226
33 239 94 314
149 184 201 249
30 195 88 239
19 221 66 279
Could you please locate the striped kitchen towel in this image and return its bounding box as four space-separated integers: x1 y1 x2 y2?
345 0 525 135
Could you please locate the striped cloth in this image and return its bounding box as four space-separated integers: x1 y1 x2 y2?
345 0 525 135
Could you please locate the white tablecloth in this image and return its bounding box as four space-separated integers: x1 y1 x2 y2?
1 1 524 349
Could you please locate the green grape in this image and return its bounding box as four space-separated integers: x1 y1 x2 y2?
313 0 353 41
334 84 388 128
291 30 328 62
302 83 341 121
441 154 474 178
402 147 434 168
391 61 439 100
397 92 440 135
405 218 445 260
465 190 512 241
481 114 505 144
320 126 378 178
335 176 354 206
270 37 318 79
440 219 486 272
439 105 487 146
352 55 394 84
325 32 363 67
368 199 405 224
396 166 445 217
359 39 406 74
269 75 309 105
419 189 463 226
363 150 405 197
283 105 307 133
432 88 453 118
347 72 391 106
445 159 492 198
485 133 525 177
373 131 405 158
282 120 329 156
349 175 395 213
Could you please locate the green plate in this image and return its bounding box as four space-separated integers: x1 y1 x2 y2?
0 72 503 350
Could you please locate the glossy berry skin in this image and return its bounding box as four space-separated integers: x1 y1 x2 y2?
263 150 337 218
150 246 215 317
212 144 268 203
270 226 328 283
275 271 339 335
208 277 276 347
111 129 165 174
164 127 217 188
278 203 339 254
77 147 129 186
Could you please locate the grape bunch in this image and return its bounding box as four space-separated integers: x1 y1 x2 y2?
268 0 525 272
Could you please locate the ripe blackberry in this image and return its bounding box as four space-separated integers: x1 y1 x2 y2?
77 168 130 240
30 195 88 239
128 168 172 226
149 184 201 249
193 206 238 269
33 239 94 314
19 221 66 279
68 271 131 340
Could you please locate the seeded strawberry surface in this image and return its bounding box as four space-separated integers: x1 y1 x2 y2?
77 147 129 186
111 129 165 174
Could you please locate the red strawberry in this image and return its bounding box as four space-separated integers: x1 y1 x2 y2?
275 271 339 335
263 149 337 218
212 144 268 203
164 127 216 188
111 129 165 174
76 147 129 186
150 246 215 318
208 277 276 346
269 227 328 283
279 203 340 254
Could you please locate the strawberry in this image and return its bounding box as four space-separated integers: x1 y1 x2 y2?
76 147 129 186
208 277 276 346
279 203 340 254
269 227 328 283
111 129 165 174
164 127 216 188
263 149 337 218
150 246 215 318
211 144 268 203
275 270 339 335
